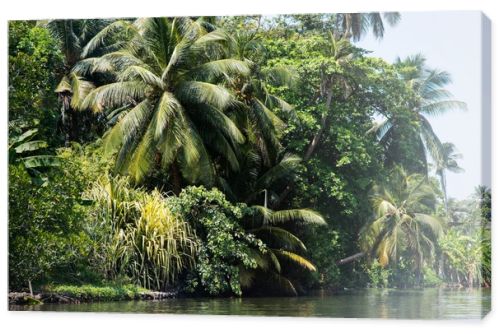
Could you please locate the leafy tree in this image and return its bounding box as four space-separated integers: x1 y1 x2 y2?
261 34 404 287
9 150 92 292
8 21 63 143
168 186 265 296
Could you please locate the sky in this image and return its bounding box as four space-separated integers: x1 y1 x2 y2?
356 11 486 200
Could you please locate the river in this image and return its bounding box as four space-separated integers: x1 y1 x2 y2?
10 288 491 319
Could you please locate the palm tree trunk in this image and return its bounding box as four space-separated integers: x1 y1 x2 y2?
170 161 182 195
28 280 33 297
439 171 448 213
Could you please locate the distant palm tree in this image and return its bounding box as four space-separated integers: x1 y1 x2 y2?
360 167 444 285
77 17 250 192
435 142 463 212
372 54 467 175
336 12 401 41
47 19 111 145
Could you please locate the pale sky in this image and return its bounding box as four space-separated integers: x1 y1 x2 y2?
356 11 486 200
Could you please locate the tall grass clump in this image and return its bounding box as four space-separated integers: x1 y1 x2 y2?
86 175 197 291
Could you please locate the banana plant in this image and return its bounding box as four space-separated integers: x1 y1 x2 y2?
9 128 60 185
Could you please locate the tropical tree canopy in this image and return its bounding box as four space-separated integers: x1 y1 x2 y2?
372 54 467 175
78 17 252 188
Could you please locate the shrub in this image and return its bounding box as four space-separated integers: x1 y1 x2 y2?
423 266 443 287
48 284 149 301
86 175 197 291
8 150 92 291
365 259 390 288
169 186 266 296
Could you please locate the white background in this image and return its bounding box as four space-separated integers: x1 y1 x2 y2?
0 0 498 333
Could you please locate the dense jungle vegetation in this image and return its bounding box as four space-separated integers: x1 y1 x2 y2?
8 14 491 297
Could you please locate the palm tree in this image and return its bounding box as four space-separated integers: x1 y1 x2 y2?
47 19 112 145
435 142 463 212
226 27 296 168
360 167 444 285
240 204 326 295
372 54 467 175
215 130 324 294
77 17 250 192
336 12 401 41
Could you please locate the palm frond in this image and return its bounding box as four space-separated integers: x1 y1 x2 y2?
273 249 316 271
269 209 327 226
254 154 301 190
420 100 467 116
178 81 233 110
81 81 148 112
250 226 306 251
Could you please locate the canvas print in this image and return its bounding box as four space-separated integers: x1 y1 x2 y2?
8 11 491 319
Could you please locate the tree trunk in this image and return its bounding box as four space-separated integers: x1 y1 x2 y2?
467 268 474 288
303 90 333 161
336 252 366 265
273 90 334 209
439 171 448 214
28 280 33 297
170 162 182 195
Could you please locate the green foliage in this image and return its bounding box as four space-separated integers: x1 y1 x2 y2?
442 187 491 287
86 175 197 291
8 21 63 143
8 15 482 295
360 167 443 286
78 18 250 186
365 260 390 288
8 150 92 290
423 266 443 287
169 186 265 296
47 284 149 301
439 229 486 287
9 127 61 186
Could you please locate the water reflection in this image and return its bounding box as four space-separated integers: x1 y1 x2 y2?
10 288 491 319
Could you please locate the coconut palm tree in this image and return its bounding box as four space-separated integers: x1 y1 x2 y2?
225 28 296 168
360 167 444 285
435 142 463 212
240 204 326 295
77 17 251 192
372 54 467 175
336 12 401 41
47 19 112 145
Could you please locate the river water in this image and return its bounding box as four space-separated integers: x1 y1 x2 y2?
10 288 491 319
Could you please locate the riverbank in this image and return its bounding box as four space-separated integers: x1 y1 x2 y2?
9 284 176 305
